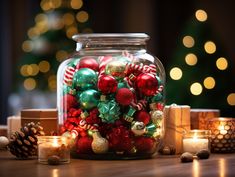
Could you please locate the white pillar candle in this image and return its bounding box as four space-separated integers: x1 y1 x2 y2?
183 137 209 154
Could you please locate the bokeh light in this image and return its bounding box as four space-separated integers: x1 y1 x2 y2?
170 67 183 80
56 50 68 62
185 53 198 66
71 0 83 9
24 78 36 91
39 60 50 73
227 93 235 106
216 57 228 70
195 9 208 22
203 77 216 89
20 65 28 76
63 13 75 26
48 75 57 91
66 26 78 38
204 41 216 54
76 11 89 23
22 40 33 52
190 82 203 95
183 36 195 48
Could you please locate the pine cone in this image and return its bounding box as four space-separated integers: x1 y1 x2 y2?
8 122 45 159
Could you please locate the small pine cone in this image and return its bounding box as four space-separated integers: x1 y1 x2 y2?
8 122 45 159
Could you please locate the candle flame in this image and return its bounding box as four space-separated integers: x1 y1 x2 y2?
218 125 227 135
219 125 225 130
193 133 198 142
52 138 59 147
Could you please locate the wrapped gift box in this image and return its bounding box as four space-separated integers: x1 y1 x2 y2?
163 104 191 154
0 125 8 137
21 109 58 135
190 109 220 130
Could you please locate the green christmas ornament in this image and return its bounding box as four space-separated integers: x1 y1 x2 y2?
79 89 100 110
98 99 120 123
145 124 157 137
156 76 162 85
151 93 163 102
118 82 128 89
73 68 98 90
68 58 80 67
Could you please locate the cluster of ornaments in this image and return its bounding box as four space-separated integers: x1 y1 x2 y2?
60 53 164 156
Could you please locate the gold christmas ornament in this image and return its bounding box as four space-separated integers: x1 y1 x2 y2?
105 60 126 79
91 131 109 154
131 121 146 136
150 110 163 125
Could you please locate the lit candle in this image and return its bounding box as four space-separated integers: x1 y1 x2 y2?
183 130 209 154
37 136 70 164
208 117 235 153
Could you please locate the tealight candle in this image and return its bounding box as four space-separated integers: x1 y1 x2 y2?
207 117 235 153
37 136 70 164
183 130 210 154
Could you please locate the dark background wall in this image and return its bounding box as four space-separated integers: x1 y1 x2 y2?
1 0 235 124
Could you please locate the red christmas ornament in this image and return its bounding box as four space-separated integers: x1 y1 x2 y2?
98 75 118 94
107 126 133 153
76 136 93 154
85 108 101 124
135 111 151 125
135 73 158 96
115 88 134 106
76 57 99 71
134 137 155 153
61 94 78 111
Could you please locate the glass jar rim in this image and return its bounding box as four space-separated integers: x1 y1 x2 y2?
72 33 150 41
208 117 235 122
183 129 211 138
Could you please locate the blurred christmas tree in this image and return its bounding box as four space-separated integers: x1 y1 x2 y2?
166 9 235 116
18 0 92 92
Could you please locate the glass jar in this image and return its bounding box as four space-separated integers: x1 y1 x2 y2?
57 33 165 159
37 136 70 164
207 117 235 153
183 130 210 154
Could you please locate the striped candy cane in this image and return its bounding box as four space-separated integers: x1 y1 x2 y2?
63 66 76 86
79 119 98 131
122 50 135 61
131 100 147 111
126 62 156 75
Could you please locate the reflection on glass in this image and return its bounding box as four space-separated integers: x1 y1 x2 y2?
193 160 199 177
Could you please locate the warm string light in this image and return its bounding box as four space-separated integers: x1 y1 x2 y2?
21 0 92 91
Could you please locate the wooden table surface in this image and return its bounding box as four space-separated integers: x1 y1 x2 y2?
0 150 235 177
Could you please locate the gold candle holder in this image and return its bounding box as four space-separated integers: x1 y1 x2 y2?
37 136 70 164
207 118 235 153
